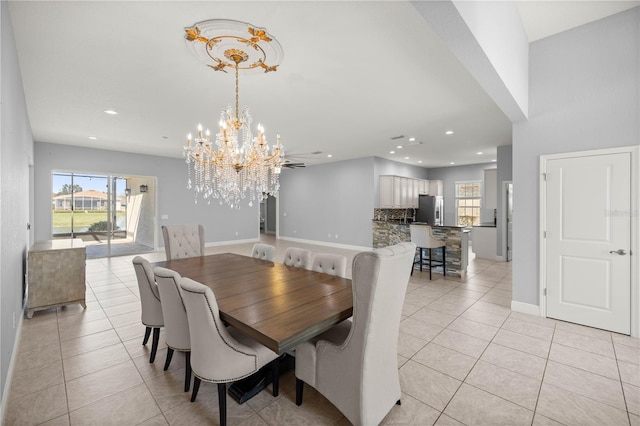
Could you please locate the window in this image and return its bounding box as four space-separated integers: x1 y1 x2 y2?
455 181 481 226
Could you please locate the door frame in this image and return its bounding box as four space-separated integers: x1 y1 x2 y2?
502 180 513 262
539 146 639 337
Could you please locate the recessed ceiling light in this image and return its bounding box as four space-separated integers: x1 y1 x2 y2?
397 145 403 149
104 110 118 115
327 154 332 158
450 162 456 165
477 152 483 155
389 151 395 154
445 130 454 135
88 136 97 140
418 160 423 163
492 159 497 162
404 156 410 160
409 137 415 142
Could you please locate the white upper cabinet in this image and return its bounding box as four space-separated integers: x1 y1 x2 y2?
380 175 395 208
484 169 497 209
418 179 429 195
428 180 444 197
379 175 420 208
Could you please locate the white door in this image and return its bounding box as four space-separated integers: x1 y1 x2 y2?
545 152 631 334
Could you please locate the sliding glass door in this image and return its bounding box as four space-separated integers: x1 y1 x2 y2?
52 172 154 257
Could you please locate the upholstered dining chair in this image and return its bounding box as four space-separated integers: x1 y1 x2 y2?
251 243 275 262
295 242 416 426
310 253 347 278
161 224 205 260
282 247 311 268
409 223 446 280
154 267 192 392
179 277 280 426
132 256 163 363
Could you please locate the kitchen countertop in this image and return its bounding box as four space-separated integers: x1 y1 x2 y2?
372 219 467 229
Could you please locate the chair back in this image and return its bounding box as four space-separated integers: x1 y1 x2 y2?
282 247 311 268
132 256 163 327
310 253 347 277
410 224 445 248
179 277 261 382
315 242 416 425
154 267 190 351
251 243 275 262
161 224 205 260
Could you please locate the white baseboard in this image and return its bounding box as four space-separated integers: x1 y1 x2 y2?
278 236 371 252
205 237 259 247
1 313 24 424
511 300 541 316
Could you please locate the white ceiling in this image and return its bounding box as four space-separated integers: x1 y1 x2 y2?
8 1 639 168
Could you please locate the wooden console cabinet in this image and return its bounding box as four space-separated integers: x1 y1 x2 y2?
27 239 86 318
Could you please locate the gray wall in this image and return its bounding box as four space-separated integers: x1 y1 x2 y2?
1 0 34 405
34 143 260 246
512 7 639 306
277 156 433 249
278 157 375 248
427 162 496 226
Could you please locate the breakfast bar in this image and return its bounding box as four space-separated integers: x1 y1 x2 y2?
372 220 469 277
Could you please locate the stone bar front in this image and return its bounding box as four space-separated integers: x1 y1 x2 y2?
372 220 469 277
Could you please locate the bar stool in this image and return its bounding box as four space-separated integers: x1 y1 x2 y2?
409 224 446 280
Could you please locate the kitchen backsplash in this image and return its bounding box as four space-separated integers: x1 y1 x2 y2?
373 208 415 221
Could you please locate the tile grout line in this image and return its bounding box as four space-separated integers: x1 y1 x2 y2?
611 334 634 426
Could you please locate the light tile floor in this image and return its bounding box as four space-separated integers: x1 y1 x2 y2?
4 236 639 425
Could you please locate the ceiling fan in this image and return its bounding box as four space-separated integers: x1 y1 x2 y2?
281 159 306 169
280 151 324 169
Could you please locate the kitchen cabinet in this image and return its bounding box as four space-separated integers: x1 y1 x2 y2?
471 226 496 259
484 169 497 209
27 239 86 318
428 180 444 197
380 175 394 208
379 175 419 208
418 179 429 195
411 179 419 207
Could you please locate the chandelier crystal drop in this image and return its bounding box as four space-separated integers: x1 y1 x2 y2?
182 19 284 208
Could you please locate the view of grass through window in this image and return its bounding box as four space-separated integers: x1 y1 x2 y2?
52 172 127 242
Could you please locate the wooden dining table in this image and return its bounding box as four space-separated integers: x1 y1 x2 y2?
152 252 353 354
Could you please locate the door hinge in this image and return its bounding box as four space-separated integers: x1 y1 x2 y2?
543 173 547 181
543 231 547 238
543 288 547 296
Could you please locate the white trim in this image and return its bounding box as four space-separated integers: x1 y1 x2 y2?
502 180 513 262
540 145 639 337
511 300 541 316
278 236 371 252
205 237 259 247
0 314 24 424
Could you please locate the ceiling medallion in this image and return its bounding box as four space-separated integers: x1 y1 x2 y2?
182 19 284 209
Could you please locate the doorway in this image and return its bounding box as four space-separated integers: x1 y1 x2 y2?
541 147 637 335
260 195 277 235
504 182 513 262
51 172 155 258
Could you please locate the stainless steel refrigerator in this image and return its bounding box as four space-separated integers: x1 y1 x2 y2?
415 195 444 225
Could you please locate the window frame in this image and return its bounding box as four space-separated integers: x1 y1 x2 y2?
454 180 482 226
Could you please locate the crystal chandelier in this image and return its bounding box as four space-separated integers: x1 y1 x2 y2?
183 19 284 208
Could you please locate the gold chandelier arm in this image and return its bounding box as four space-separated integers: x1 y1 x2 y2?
235 62 240 122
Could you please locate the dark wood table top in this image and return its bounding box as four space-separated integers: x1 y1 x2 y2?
153 253 353 354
